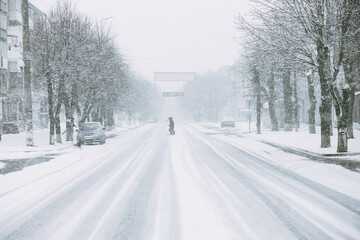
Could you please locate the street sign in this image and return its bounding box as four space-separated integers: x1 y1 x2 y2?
162 92 184 97
246 99 253 105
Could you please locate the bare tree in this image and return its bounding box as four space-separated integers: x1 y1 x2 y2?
183 70 232 121
31 0 129 144
236 0 359 152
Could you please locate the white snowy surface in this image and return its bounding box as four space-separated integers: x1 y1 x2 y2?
0 123 140 160
199 121 360 155
0 121 359 239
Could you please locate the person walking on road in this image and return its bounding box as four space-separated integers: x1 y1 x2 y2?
168 117 175 135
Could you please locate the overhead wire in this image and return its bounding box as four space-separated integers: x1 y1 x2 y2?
132 54 239 62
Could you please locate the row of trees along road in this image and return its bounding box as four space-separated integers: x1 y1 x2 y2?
182 70 232 121
236 0 360 152
31 1 157 145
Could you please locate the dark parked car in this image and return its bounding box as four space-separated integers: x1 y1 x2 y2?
3 122 20 134
76 122 106 147
221 117 235 128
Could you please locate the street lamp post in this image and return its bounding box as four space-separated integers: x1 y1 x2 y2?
22 0 34 146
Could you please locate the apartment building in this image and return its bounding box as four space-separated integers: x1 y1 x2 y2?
0 0 7 123
0 0 45 130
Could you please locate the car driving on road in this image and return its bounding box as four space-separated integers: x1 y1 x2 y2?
76 122 106 147
221 117 235 128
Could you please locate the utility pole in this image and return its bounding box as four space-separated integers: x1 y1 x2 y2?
22 0 34 146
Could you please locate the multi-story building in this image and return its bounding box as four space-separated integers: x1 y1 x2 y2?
0 0 7 124
0 0 45 130
6 0 22 126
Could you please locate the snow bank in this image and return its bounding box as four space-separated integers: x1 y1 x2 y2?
200 121 360 156
0 122 142 161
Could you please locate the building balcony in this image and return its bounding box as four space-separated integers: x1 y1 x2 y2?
8 10 22 26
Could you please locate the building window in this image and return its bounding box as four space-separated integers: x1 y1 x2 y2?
8 0 15 11
0 28 6 41
0 73 5 95
0 73 2 94
0 1 7 13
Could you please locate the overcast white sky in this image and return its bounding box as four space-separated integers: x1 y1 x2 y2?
30 0 250 81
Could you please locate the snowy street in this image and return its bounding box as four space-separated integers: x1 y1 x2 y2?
1 122 360 240
0 0 359 239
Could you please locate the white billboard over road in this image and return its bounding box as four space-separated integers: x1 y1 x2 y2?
154 72 195 82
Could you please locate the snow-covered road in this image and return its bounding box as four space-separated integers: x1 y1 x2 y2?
0 122 360 239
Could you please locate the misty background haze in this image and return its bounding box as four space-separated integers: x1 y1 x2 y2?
31 0 249 80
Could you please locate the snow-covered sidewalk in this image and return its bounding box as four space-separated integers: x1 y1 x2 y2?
199 121 360 159
0 123 142 162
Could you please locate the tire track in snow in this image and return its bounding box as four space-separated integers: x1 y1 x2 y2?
48 138 159 240
170 125 243 240
0 126 155 198
0 146 125 239
151 138 181 240
0 125 159 239
89 127 169 240
182 123 360 239
214 135 360 216
214 142 360 239
182 126 299 239
181 137 268 239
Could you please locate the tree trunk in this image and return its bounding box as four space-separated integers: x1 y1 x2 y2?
318 84 332 148
268 69 279 131
316 2 332 148
64 102 74 142
347 89 355 139
55 101 62 143
307 71 316 134
46 73 55 145
80 98 92 124
65 82 79 141
319 101 332 148
100 104 106 126
336 88 350 152
282 69 293 131
343 57 356 139
293 71 299 132
49 115 55 145
253 66 261 134
106 108 115 131
256 92 261 134
74 102 82 123
91 105 100 123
